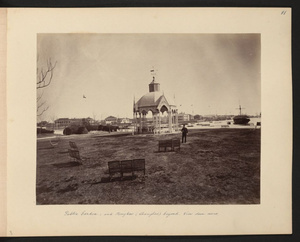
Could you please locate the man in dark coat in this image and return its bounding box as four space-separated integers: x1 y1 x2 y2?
181 124 188 143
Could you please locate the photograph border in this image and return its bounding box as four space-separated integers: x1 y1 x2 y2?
0 2 296 238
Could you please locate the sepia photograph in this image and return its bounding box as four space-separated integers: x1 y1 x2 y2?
36 33 261 205
2 7 292 236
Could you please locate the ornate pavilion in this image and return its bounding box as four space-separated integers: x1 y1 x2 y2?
133 76 179 134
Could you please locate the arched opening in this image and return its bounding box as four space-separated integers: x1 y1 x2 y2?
159 105 169 132
160 105 168 113
135 109 157 134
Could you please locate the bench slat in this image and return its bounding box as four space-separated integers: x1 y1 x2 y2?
172 139 180 150
121 160 133 173
132 159 145 175
158 139 180 152
108 161 121 174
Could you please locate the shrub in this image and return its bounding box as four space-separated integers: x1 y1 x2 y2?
111 125 119 132
37 128 54 134
97 125 119 132
76 126 88 134
63 127 72 135
63 125 88 135
87 125 98 131
69 124 80 133
102 125 110 132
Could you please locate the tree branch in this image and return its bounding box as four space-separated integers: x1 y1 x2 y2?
37 58 57 89
36 58 57 117
37 105 49 117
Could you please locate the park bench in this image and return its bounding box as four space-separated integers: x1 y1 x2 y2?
121 160 133 178
172 138 181 151
132 159 146 175
108 159 146 180
158 140 173 152
49 137 60 148
68 149 89 164
158 138 180 152
108 160 121 178
47 136 61 148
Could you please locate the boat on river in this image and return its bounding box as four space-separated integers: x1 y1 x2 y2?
233 105 250 125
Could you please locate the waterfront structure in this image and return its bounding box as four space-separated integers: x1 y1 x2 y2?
134 76 178 134
54 117 93 129
178 112 191 123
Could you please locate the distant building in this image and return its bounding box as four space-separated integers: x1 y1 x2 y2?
117 118 131 124
178 113 190 123
105 116 118 124
188 114 194 120
54 117 93 129
55 118 71 128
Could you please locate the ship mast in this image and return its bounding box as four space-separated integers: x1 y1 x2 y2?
236 105 245 115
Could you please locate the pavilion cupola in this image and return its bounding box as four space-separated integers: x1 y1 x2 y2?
149 76 160 92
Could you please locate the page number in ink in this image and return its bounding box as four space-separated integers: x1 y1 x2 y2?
281 11 286 15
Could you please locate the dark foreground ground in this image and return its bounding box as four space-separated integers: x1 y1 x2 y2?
36 129 260 204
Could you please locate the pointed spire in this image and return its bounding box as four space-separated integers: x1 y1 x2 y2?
173 94 176 105
133 95 136 112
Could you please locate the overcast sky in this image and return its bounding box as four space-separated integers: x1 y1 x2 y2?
37 34 260 121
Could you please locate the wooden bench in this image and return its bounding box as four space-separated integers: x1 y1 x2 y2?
172 138 181 151
49 138 60 148
108 159 145 180
121 160 133 178
158 140 173 152
68 149 89 164
68 149 83 164
108 160 121 178
158 139 180 152
132 159 146 175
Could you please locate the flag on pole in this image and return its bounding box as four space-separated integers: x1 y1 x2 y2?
150 66 157 75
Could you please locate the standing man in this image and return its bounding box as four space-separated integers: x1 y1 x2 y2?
181 124 188 143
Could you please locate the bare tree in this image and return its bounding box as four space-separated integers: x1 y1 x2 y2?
50 114 57 130
37 58 57 116
92 112 97 125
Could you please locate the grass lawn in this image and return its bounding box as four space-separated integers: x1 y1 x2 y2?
36 129 260 204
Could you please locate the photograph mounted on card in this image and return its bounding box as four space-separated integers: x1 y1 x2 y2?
2 8 292 236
